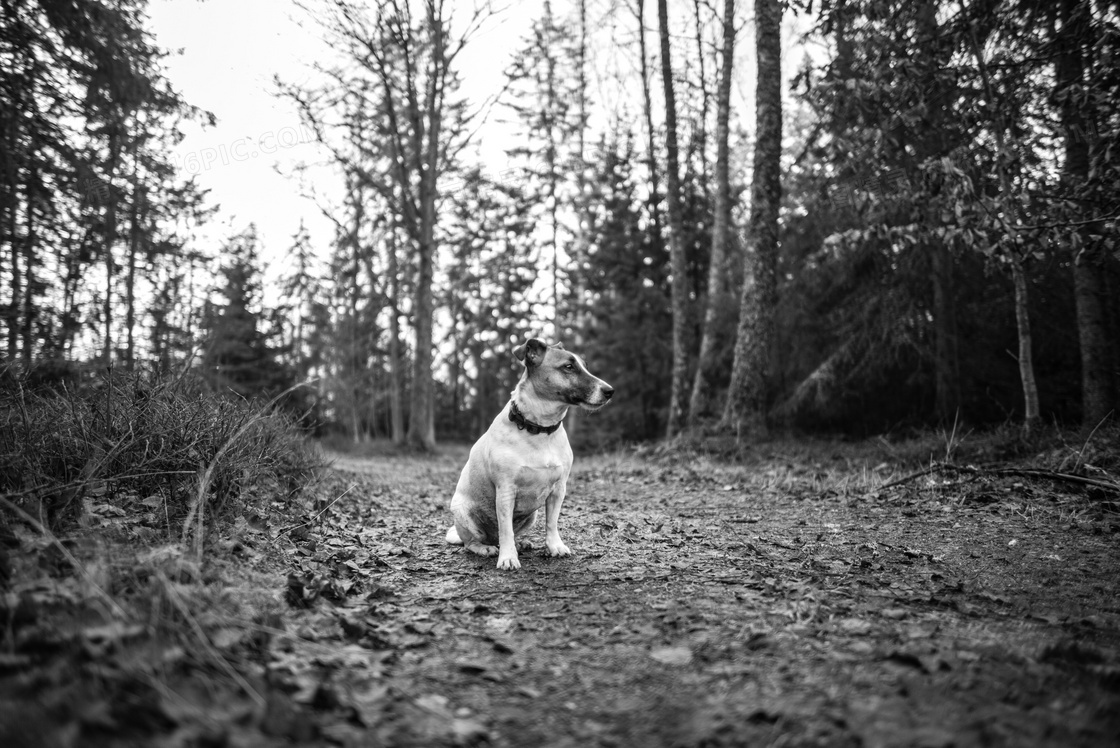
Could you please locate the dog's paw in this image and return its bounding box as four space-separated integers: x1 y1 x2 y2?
496 553 521 570
546 540 572 557
466 543 499 558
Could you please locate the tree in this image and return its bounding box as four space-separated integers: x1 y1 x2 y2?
658 0 692 437
0 0 207 370
201 227 290 399
275 220 327 427
781 0 1061 433
965 15 1040 434
323 177 380 442
1054 0 1117 431
504 0 577 335
689 0 737 425
580 137 672 442
442 169 538 436
288 0 486 450
723 0 781 438
634 0 663 238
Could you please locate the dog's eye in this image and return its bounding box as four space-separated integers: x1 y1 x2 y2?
563 363 575 371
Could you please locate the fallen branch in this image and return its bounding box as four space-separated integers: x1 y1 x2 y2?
878 462 1120 494
273 482 357 539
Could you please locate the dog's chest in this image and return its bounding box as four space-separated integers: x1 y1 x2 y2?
512 458 565 507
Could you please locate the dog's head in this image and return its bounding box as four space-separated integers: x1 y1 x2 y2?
514 338 614 411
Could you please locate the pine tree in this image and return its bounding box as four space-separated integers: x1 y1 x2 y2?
503 0 582 336
580 137 671 441
201 227 290 399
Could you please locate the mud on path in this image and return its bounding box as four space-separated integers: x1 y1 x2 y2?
290 444 1120 747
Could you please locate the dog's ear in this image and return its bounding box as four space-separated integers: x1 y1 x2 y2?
513 338 548 368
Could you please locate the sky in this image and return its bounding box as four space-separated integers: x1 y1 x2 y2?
143 0 801 286
145 0 532 276
147 0 330 262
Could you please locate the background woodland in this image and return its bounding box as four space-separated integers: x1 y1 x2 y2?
2 0 1118 449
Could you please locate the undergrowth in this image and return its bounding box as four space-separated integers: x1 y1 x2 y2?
0 366 325 748
0 366 323 534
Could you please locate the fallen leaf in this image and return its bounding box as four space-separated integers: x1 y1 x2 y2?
838 618 874 635
650 645 692 666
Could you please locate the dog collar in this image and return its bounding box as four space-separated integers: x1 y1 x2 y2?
509 402 561 435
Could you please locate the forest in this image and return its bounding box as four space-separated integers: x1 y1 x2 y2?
2 0 1116 449
2 1 1120 746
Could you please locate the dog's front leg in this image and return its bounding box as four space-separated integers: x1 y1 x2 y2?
545 478 571 558
494 484 521 570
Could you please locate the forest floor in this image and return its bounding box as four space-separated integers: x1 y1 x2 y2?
3 432 1120 747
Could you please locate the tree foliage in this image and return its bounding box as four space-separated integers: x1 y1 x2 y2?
1 0 209 370
201 227 292 402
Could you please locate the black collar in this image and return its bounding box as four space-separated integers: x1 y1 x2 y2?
509 401 562 435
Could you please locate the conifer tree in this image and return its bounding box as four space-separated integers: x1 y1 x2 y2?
201 227 290 399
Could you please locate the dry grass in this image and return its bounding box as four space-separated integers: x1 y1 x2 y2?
0 365 326 748
0 366 323 534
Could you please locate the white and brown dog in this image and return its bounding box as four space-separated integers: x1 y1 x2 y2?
445 338 614 570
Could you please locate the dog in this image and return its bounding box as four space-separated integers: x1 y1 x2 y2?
445 338 614 570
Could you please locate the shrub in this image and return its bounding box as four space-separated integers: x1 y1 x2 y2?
0 365 323 534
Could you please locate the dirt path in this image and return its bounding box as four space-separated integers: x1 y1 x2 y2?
279 445 1120 747
6 441 1116 747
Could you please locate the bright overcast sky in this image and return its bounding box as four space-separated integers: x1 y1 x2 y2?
146 0 530 272
144 0 800 284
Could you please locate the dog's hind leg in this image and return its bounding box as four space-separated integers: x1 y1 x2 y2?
454 519 499 557
449 487 499 556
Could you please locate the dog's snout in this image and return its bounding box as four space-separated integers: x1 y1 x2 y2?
602 386 614 401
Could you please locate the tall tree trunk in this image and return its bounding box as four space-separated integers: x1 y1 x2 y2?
915 0 961 426
21 139 36 366
387 233 405 444
930 242 961 424
657 0 691 438
691 0 711 200
4 195 16 363
102 200 116 364
409 211 436 450
348 225 364 442
543 0 561 337
689 0 735 425
1056 0 1116 430
566 0 591 440
722 0 782 439
60 225 93 358
125 179 143 371
636 0 662 236
1010 260 1040 429
102 130 123 365
968 28 1039 434
4 45 25 363
405 0 444 452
